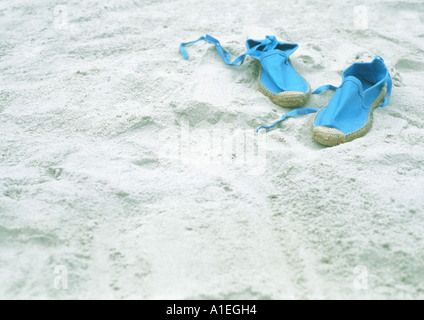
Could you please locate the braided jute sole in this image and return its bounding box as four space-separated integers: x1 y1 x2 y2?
312 85 387 147
256 61 311 107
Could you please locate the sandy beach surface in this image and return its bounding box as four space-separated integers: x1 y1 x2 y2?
1 0 424 299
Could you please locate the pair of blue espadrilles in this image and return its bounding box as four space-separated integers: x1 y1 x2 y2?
180 35 392 147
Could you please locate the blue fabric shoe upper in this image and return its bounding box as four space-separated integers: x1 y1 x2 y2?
313 56 392 134
180 35 309 95
257 56 392 134
246 36 309 94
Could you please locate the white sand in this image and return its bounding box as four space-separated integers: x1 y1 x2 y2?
1 0 424 299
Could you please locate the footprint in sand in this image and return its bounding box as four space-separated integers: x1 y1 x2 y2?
297 55 323 70
394 58 424 71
